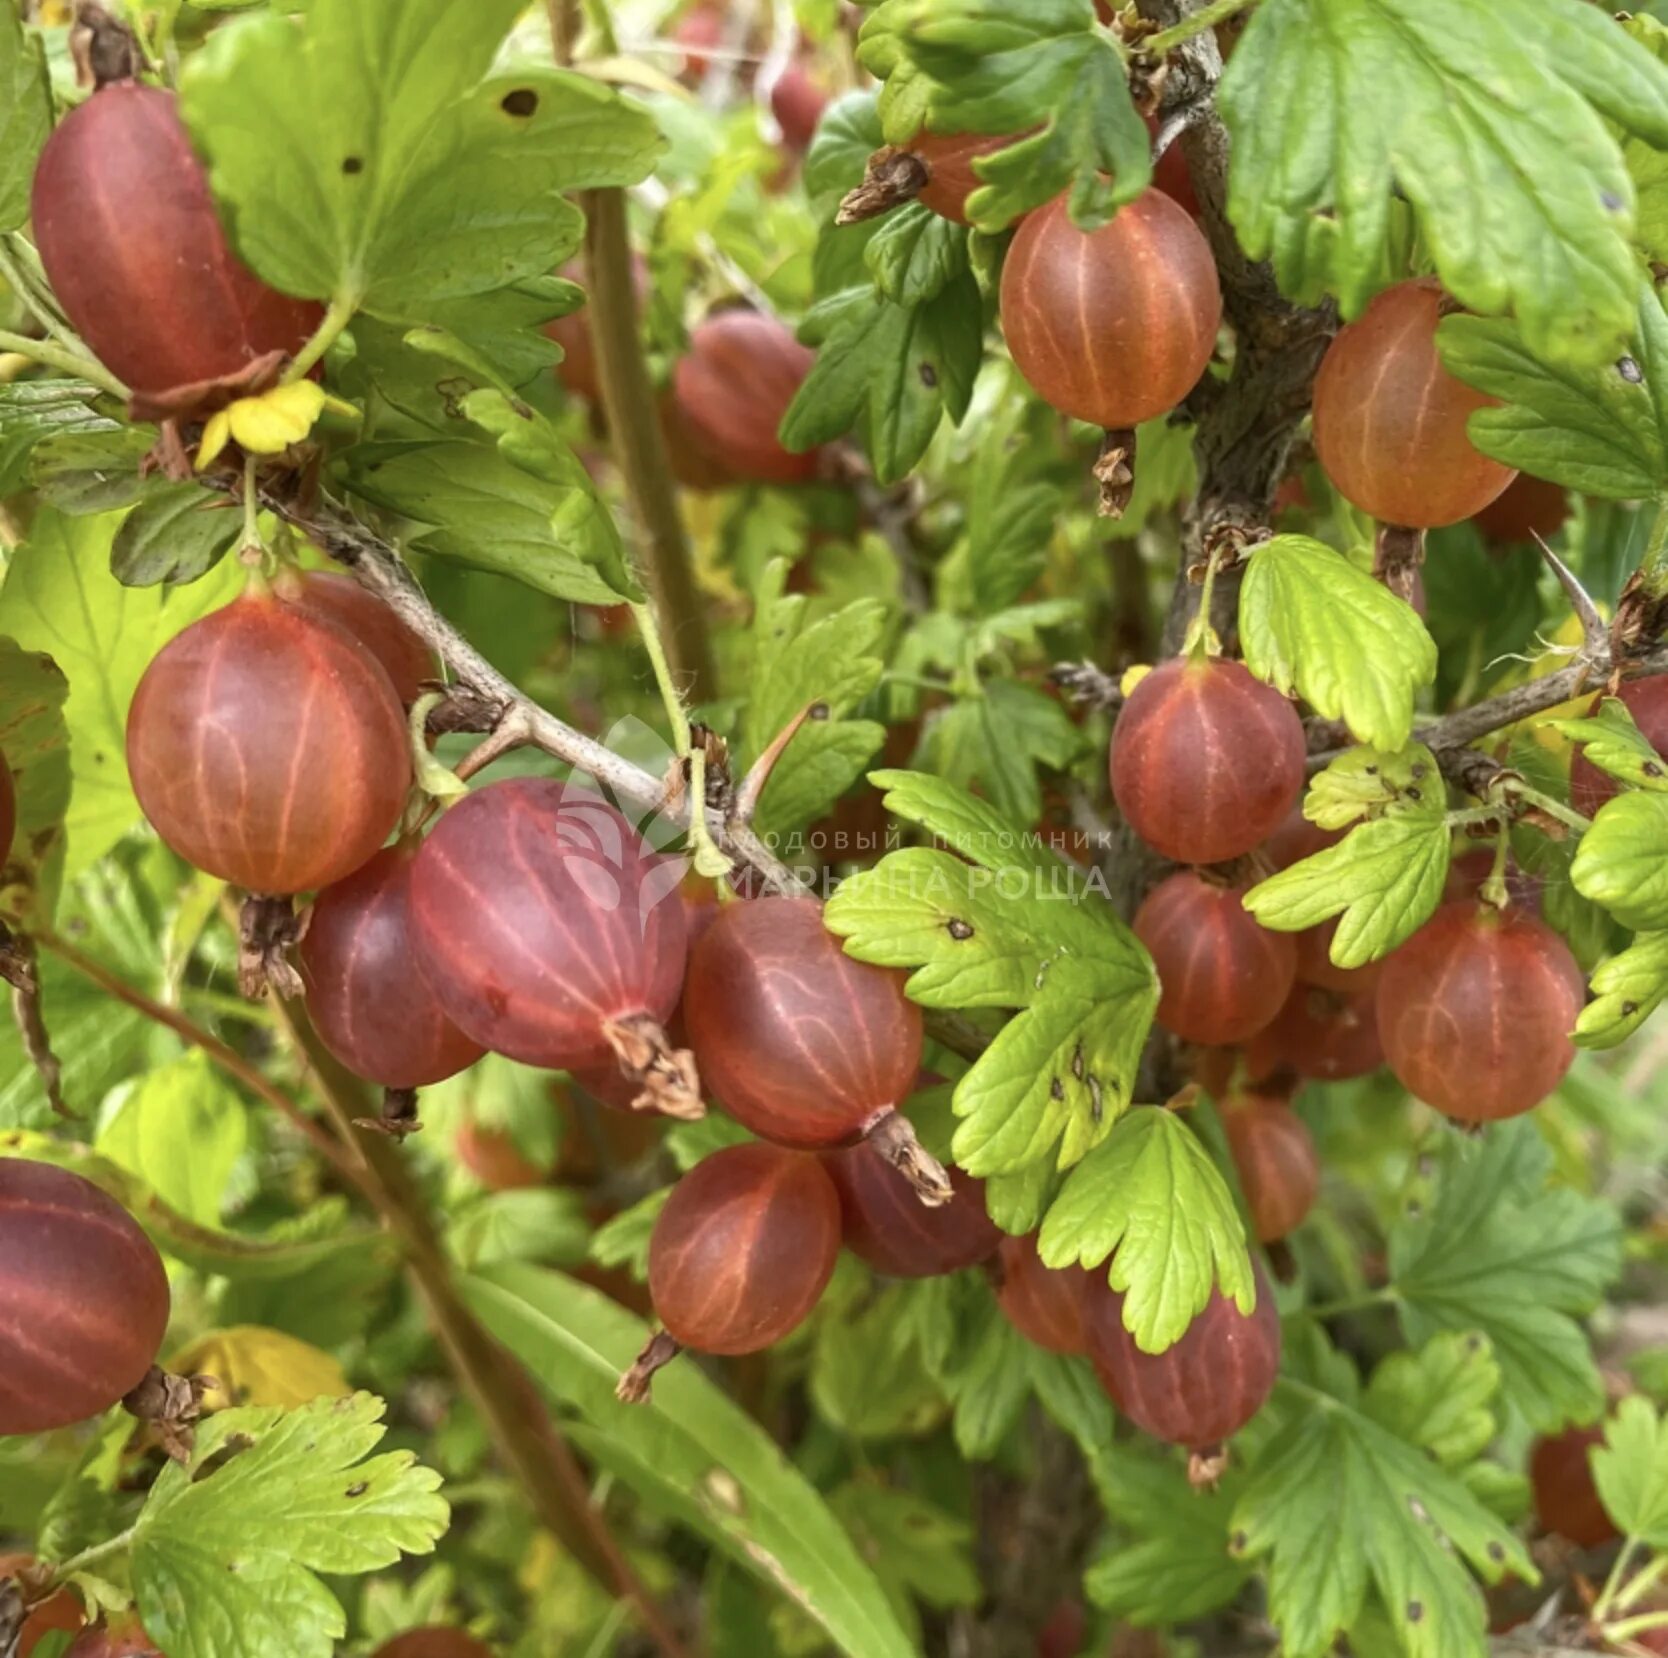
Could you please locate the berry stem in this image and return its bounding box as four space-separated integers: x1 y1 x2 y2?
283 290 357 385
1595 1536 1645 1624
0 326 127 399
1304 1286 1397 1320
46 1527 137 1584
1145 0 1257 54
0 235 72 345
863 1107 954 1207
617 1329 684 1404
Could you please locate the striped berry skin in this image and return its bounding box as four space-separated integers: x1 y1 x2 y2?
0 751 13 867
682 898 923 1149
1246 984 1383 1085
1134 873 1297 1047
1085 1259 1281 1449
1222 1095 1319 1243
0 1160 170 1435
126 593 411 895
996 1233 1091 1355
31 84 322 395
912 131 1015 224
1529 1424 1616 1549
408 780 688 1071
999 189 1221 429
673 311 818 485
300 847 484 1090
281 573 434 706
1569 677 1668 817
1111 657 1305 866
1312 278 1516 528
1376 902 1584 1122
649 1143 841 1356
824 1142 1000 1278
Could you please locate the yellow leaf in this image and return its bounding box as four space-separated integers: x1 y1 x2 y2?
168 1325 351 1412
226 381 328 456
196 409 233 471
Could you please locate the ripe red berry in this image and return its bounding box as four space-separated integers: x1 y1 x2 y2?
300 845 484 1090
683 897 926 1152
409 781 690 1100
1312 279 1516 528
372 1631 493 1658
1134 872 1298 1046
545 254 648 406
1529 1424 1616 1549
1221 1095 1319 1243
31 84 322 395
1000 190 1221 429
126 590 411 894
1472 472 1571 546
279 571 434 706
770 62 829 152
911 131 1015 224
1245 984 1384 1085
0 1160 170 1434
674 1 726 82
1569 677 1668 817
1084 1259 1281 1449
1111 657 1305 866
1265 810 1383 995
995 1233 1091 1355
1376 902 1584 1122
63 1620 161 1658
0 1557 84 1658
647 1142 840 1356
824 1141 999 1278
673 311 818 485
0 750 13 867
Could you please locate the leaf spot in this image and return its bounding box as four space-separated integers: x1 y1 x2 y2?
918 361 938 389
342 156 364 175
946 917 974 940
501 88 539 118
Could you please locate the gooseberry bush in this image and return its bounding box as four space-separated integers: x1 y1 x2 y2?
16 1 1668 1655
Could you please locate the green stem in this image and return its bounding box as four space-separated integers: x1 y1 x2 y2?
0 235 71 341
1480 818 1511 911
1507 780 1592 836
0 328 127 399
1305 1287 1397 1320
240 454 263 552
1146 0 1256 54
1182 544 1226 659
1595 1536 1644 1623
687 745 733 879
1642 496 1668 591
1607 1607 1668 1643
283 292 356 383
630 599 693 754
1615 1551 1668 1614
50 1528 137 1581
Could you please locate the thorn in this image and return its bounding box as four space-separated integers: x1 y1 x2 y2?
1532 531 1608 662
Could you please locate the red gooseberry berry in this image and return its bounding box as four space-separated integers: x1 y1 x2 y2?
454 1121 549 1192
372 1631 493 1658
912 131 1017 224
63 1619 162 1658
1265 809 1384 995
1111 657 1305 866
673 310 819 485
545 254 648 406
1245 984 1384 1085
674 1 726 82
1472 472 1571 546
1000 189 1221 429
770 61 829 152
824 1140 1000 1278
300 845 485 1091
1375 901 1584 1122
1569 677 1668 817
621 1141 842 1400
126 590 411 895
408 779 697 1115
1311 278 1516 528
1221 1095 1319 1243
0 1557 85 1658
1084 1258 1281 1450
682 898 947 1198
1134 872 1298 1047
995 1233 1091 1356
279 571 434 706
0 1160 170 1435
1529 1423 1616 1549
0 750 13 867
31 84 322 396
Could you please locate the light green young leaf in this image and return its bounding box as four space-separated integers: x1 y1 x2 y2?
1233 1335 1530 1658
0 638 69 932
132 1395 449 1658
181 1 662 311
445 1188 590 1271
1389 1121 1623 1429
1303 742 1444 831
1572 791 1668 931
1576 932 1668 1049
1620 17 1668 265
1038 1108 1253 1352
1244 811 1451 969
0 5 50 232
1362 1332 1501 1469
1556 696 1668 793
1437 290 1668 497
1592 1395 1668 1543
587 1189 667 1281
1221 0 1668 367
1240 536 1438 752
465 1264 920 1658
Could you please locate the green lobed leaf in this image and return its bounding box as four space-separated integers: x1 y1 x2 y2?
1038 1108 1254 1353
1361 1332 1502 1469
0 6 50 232
1621 17 1668 265
445 1188 591 1271
812 1284 946 1441
828 1483 980 1620
1221 0 1668 367
926 680 1084 828
180 1 662 313
1302 742 1444 832
1232 1335 1531 1658
1576 931 1668 1049
1572 791 1668 931
131 1395 449 1658
1553 696 1668 794
1388 1121 1624 1429
1239 535 1438 752
864 204 970 308
1437 289 1668 498
1244 810 1452 969
109 481 242 589
0 637 69 931
0 381 119 496
464 1263 919 1658
1592 1395 1668 1543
